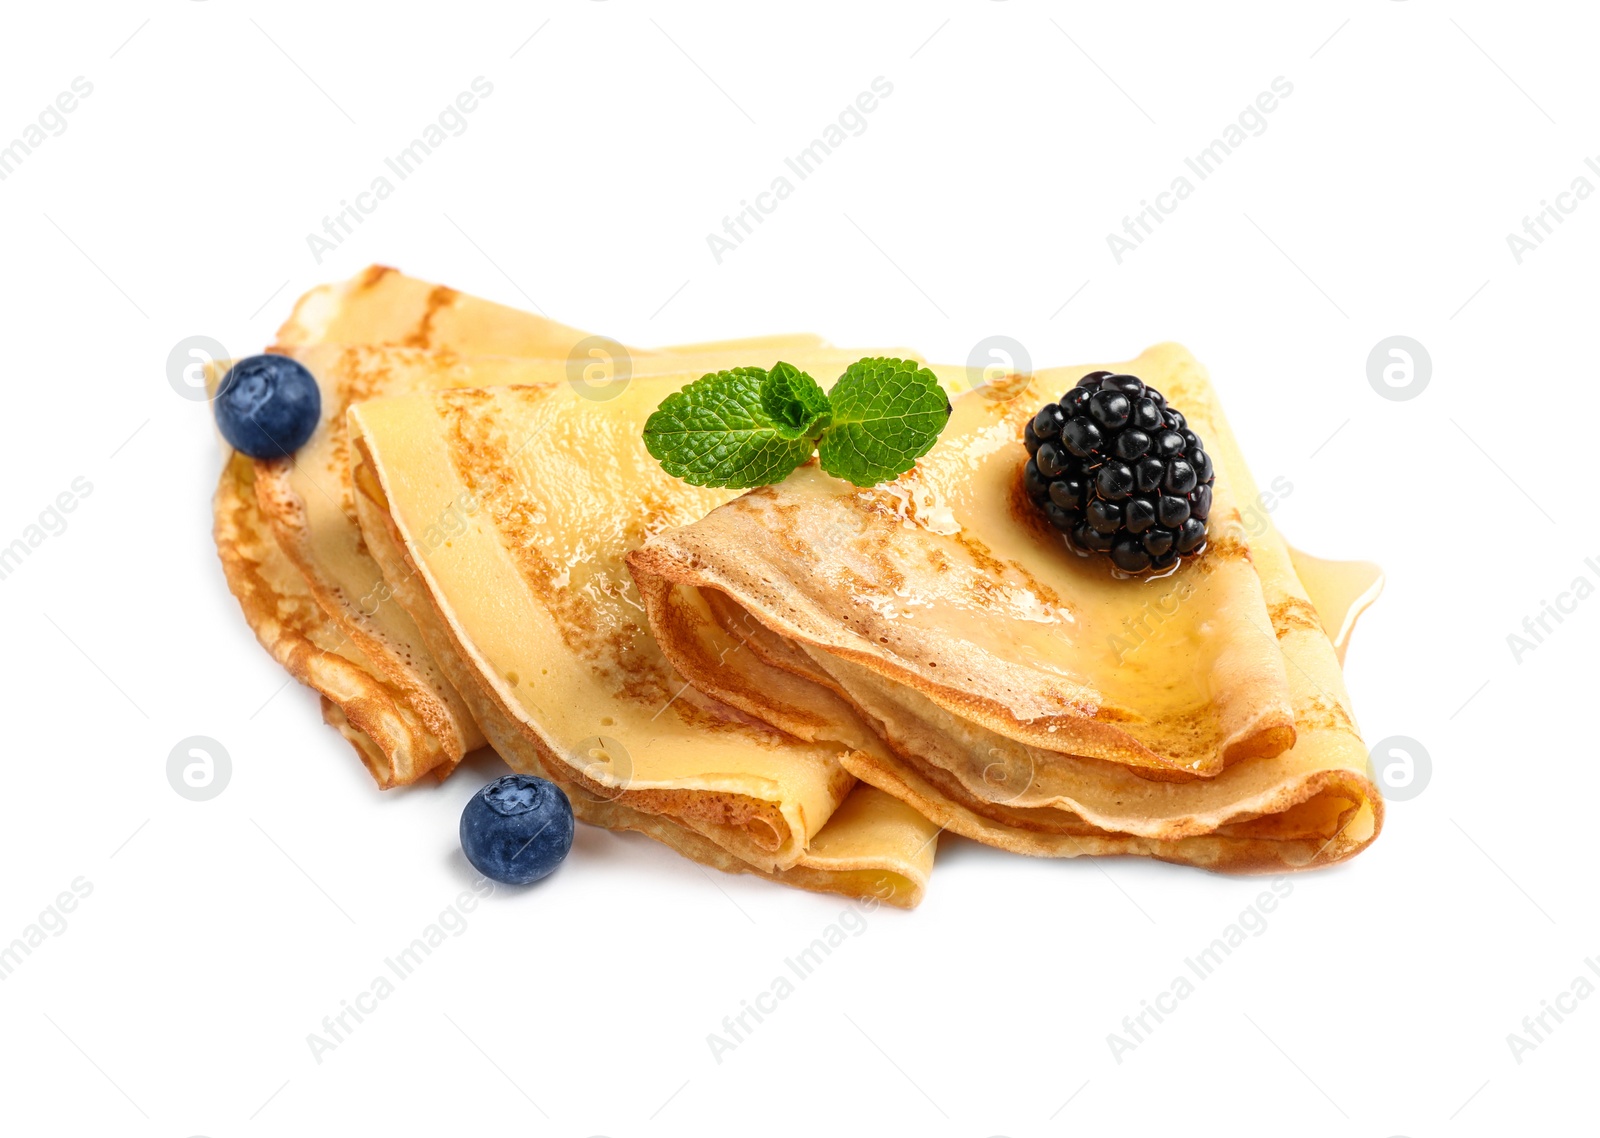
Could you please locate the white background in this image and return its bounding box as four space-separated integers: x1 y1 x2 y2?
1 2 1594 1135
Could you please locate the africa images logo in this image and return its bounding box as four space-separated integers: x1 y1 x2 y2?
0 76 93 183
1505 555 1600 663
304 78 495 264
1105 77 1294 264
705 77 895 264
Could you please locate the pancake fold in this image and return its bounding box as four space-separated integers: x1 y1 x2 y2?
213 269 1380 894
629 345 1383 871
211 267 938 904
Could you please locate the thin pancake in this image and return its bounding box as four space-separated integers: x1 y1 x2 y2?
219 265 875 784
353 466 931 906
629 344 1383 870
214 270 939 902
252 343 897 784
214 453 454 784
633 358 1296 779
347 377 879 871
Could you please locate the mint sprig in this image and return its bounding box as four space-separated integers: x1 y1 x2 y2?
642 357 950 489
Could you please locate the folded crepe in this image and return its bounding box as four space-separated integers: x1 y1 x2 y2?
347 374 937 903
221 267 844 786
250 344 883 787
628 344 1383 871
215 451 430 777
213 268 937 904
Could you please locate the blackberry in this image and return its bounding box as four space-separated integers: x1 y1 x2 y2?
1023 371 1215 576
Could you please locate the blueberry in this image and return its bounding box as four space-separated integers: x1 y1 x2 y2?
459 774 575 885
214 354 322 458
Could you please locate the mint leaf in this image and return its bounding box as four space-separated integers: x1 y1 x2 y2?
761 361 831 434
642 366 827 488
817 357 950 486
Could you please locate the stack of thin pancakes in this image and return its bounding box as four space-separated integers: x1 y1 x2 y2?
214 269 1382 910
629 347 1385 870
214 267 939 906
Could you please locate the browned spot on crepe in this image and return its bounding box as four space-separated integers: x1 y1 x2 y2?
357 264 397 290
402 285 460 348
1270 597 1325 639
1296 695 1355 735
